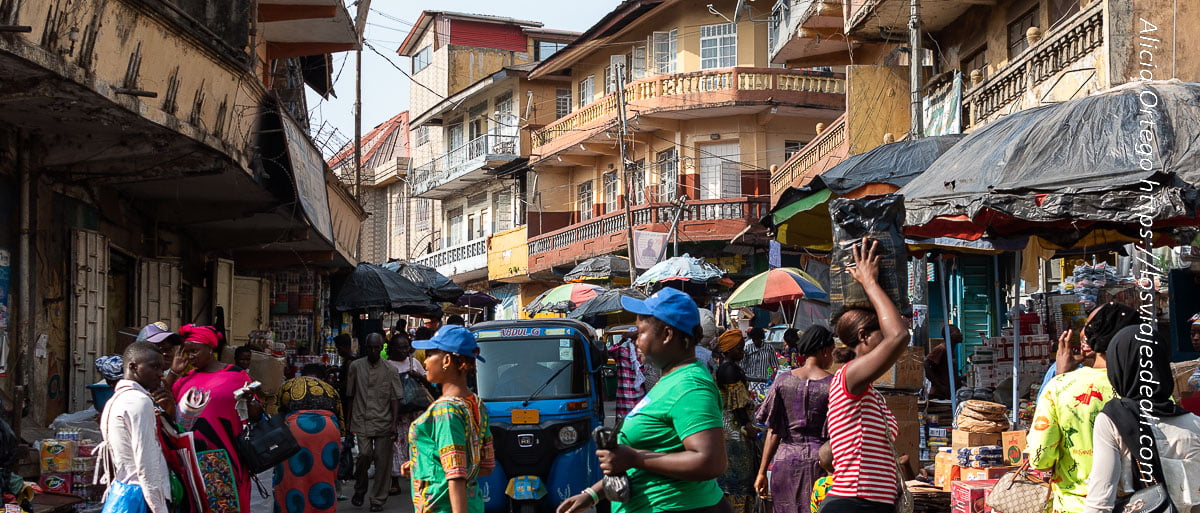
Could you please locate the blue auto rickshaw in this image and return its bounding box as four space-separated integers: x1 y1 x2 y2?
471 319 606 513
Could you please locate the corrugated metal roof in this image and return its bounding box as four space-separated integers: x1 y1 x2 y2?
327 111 409 171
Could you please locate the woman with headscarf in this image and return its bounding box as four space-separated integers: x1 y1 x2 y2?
754 326 835 513
1026 302 1138 513
714 330 759 513
1085 325 1200 513
275 363 344 513
96 355 124 388
170 324 260 513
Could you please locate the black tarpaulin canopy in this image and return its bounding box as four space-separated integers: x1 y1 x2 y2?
563 255 633 284
382 260 464 303
901 81 1200 243
334 262 442 313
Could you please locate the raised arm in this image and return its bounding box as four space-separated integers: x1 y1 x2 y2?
844 239 911 396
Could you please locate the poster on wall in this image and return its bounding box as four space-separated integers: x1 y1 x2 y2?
923 71 962 137
632 230 669 269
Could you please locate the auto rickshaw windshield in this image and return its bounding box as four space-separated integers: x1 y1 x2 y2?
476 337 590 401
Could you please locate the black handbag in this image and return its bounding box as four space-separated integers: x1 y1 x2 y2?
1114 483 1176 513
399 373 434 413
236 414 301 474
337 435 356 481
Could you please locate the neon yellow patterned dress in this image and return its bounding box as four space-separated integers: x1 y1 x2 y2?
408 395 495 513
1026 367 1113 513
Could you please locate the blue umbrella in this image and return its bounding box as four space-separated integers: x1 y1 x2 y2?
633 254 724 287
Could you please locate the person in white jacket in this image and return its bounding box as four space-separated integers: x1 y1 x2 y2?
97 342 171 513
1086 326 1200 513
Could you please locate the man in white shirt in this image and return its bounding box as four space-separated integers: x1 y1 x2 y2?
98 342 171 513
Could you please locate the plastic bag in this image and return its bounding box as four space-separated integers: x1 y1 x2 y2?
101 481 148 513
828 195 911 320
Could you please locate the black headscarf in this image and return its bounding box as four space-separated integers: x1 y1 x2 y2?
1100 325 1188 488
795 325 835 356
1083 302 1138 353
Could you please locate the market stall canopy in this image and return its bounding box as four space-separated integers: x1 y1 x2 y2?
567 288 647 319
633 254 725 287
524 283 607 315
901 81 1200 245
768 135 965 250
563 255 634 284
333 263 441 313
726 267 829 309
382 260 464 303
455 290 500 308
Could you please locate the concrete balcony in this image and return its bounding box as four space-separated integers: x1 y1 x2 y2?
769 0 848 65
410 132 520 199
963 2 1104 128
413 239 488 282
526 198 768 275
845 0 975 39
770 114 848 204
531 67 845 161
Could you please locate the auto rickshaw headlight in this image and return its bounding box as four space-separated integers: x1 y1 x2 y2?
558 425 578 446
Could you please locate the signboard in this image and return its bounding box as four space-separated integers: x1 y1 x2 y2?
633 230 669 269
327 183 361 261
923 71 962 137
280 111 334 243
768 240 781 268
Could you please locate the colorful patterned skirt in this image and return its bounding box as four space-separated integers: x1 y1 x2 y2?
273 410 342 513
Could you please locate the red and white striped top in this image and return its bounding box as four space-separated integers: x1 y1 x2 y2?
827 363 900 504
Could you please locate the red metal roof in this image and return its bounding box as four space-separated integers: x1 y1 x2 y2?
327 111 409 170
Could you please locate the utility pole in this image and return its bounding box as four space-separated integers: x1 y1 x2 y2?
352 0 372 261
613 57 636 283
909 0 930 349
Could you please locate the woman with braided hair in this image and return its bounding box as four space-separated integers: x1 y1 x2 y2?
754 326 834 513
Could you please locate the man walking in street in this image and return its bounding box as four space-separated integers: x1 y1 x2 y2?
97 342 171 513
742 327 778 400
346 332 404 512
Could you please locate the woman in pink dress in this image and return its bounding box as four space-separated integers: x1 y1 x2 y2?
170 324 260 512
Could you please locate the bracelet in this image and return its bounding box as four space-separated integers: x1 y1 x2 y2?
583 487 600 504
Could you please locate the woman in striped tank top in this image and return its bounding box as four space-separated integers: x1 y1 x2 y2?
821 239 911 513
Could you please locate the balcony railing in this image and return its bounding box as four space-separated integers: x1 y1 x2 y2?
964 1 1103 126
532 68 845 149
413 239 487 269
528 198 769 255
410 131 518 197
770 114 847 193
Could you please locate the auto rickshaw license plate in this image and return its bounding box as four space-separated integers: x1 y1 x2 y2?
511 409 539 425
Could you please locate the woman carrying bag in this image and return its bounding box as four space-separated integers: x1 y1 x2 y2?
1084 326 1200 513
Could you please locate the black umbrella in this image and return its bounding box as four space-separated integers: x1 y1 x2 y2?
563 255 633 284
382 260 464 303
901 81 1200 243
333 263 441 313
567 288 646 319
456 290 500 308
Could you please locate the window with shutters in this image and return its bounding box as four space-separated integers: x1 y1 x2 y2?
555 88 572 119
656 149 678 203
652 30 678 75
447 207 464 246
631 46 646 81
605 65 615 94
579 76 595 108
699 142 741 199
578 180 594 221
962 46 988 80
700 24 737 69
603 171 619 213
1008 8 1038 58
493 189 514 233
629 160 646 205
416 199 431 232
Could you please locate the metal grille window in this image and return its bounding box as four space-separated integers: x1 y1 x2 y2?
555 88 572 119
603 171 619 213
415 125 429 147
1007 8 1038 58
629 160 646 205
493 189 513 233
700 24 737 69
416 199 431 232
656 148 678 203
631 46 646 80
605 65 615 94
699 142 741 199
962 46 988 80
448 207 464 246
579 76 595 109
578 180 594 221
784 140 805 161
413 46 432 74
652 29 678 75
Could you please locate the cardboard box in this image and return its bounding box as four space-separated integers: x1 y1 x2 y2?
1002 431 1027 465
952 479 997 513
875 346 925 390
934 450 959 490
39 440 75 473
961 466 1014 481
884 392 921 465
39 472 73 494
952 430 1002 451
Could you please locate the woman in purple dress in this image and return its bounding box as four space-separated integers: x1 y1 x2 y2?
754 325 835 513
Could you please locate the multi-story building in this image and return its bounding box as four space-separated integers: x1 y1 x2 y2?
0 0 364 424
329 112 414 264
517 0 845 305
398 11 578 308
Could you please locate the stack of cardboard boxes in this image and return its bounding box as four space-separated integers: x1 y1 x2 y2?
933 401 1029 513
876 345 926 466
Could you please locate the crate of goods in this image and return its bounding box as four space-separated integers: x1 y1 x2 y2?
934 447 959 490
39 439 75 473
961 466 1014 481
952 431 1002 451
1002 430 1027 465
957 446 1005 468
952 479 998 513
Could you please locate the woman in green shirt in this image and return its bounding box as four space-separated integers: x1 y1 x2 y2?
403 325 495 513
558 287 732 513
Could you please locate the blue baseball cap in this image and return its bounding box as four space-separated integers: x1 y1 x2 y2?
620 287 700 336
413 325 486 362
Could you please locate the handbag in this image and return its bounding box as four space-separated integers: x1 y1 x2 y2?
986 462 1050 513
885 420 914 513
337 435 356 481
235 413 300 474
399 372 433 413
102 481 149 513
1113 483 1176 513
